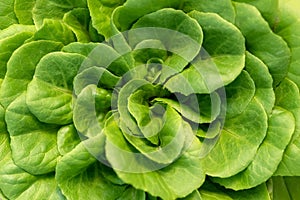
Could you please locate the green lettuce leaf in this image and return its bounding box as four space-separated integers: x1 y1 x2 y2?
0 0 18 29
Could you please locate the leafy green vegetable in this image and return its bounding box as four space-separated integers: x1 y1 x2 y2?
0 0 300 199
272 176 300 200
0 0 18 29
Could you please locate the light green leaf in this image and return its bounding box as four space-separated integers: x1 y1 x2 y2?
202 99 268 177
0 164 64 200
0 24 35 40
117 79 149 138
132 40 167 65
274 78 300 175
0 190 7 200
5 93 60 175
33 0 87 28
106 121 205 199
14 177 65 200
14 0 35 25
0 40 63 108
0 105 12 187
234 2 290 86
234 0 279 26
112 0 182 31
57 124 81 155
182 0 235 23
179 190 202 200
0 0 18 29
0 25 35 81
224 71 255 118
73 84 111 138
199 181 270 200
244 52 275 114
196 121 222 139
212 107 295 190
274 0 300 89
130 8 202 45
0 105 63 200
117 78 191 160
30 19 76 45
227 184 271 200
128 91 164 145
56 137 126 200
123 106 189 164
74 66 120 97
63 8 92 42
73 43 131 83
116 187 146 200
129 8 203 84
88 0 125 39
199 190 232 200
155 92 221 124
26 52 86 125
62 42 98 56
165 11 245 94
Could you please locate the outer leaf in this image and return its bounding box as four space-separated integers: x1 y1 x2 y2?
199 190 232 200
182 0 235 23
112 0 182 31
181 190 202 200
32 0 87 28
30 19 76 45
0 24 35 40
0 40 63 108
0 0 18 29
224 70 255 118
63 8 92 42
227 184 270 200
26 52 86 125
234 2 290 86
130 8 202 45
274 0 300 89
0 105 63 200
0 190 7 200
14 0 35 25
212 107 295 190
61 42 98 57
0 25 35 82
244 52 275 114
274 78 300 175
116 187 146 200
199 181 270 200
198 180 233 200
5 94 60 175
56 137 126 200
87 0 125 39
234 0 279 26
202 99 268 178
272 176 300 200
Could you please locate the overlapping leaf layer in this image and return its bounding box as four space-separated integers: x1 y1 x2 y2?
0 0 299 199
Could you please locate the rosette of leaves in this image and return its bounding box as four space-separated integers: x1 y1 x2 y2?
0 0 300 199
